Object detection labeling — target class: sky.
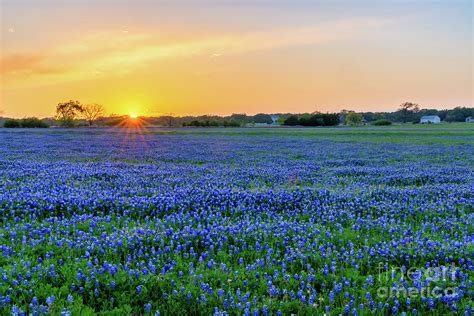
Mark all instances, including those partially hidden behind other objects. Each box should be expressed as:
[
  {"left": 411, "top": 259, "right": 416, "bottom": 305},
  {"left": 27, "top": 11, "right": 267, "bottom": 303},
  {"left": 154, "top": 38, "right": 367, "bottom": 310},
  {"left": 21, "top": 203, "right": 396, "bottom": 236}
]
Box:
[{"left": 0, "top": 0, "right": 472, "bottom": 118}]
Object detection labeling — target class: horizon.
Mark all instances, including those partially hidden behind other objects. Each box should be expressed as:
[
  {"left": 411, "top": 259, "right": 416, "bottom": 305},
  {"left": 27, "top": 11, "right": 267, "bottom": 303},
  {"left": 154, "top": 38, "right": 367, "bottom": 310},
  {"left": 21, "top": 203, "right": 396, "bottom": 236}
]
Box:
[
  {"left": 1, "top": 0, "right": 473, "bottom": 118},
  {"left": 0, "top": 104, "right": 470, "bottom": 120}
]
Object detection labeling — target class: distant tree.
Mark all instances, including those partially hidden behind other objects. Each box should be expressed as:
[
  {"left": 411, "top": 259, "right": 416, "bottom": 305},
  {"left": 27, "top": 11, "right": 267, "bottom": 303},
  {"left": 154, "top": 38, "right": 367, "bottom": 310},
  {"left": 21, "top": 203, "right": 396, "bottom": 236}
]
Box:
[
  {"left": 230, "top": 113, "right": 248, "bottom": 121},
  {"left": 298, "top": 114, "right": 313, "bottom": 126},
  {"left": 371, "top": 119, "right": 392, "bottom": 126},
  {"left": 436, "top": 109, "right": 449, "bottom": 121},
  {"left": 345, "top": 112, "right": 363, "bottom": 126},
  {"left": 158, "top": 113, "right": 176, "bottom": 127},
  {"left": 277, "top": 116, "right": 286, "bottom": 125},
  {"left": 3, "top": 118, "right": 48, "bottom": 128},
  {"left": 281, "top": 113, "right": 340, "bottom": 127},
  {"left": 362, "top": 112, "right": 386, "bottom": 122},
  {"left": 253, "top": 113, "right": 273, "bottom": 124},
  {"left": 20, "top": 117, "right": 49, "bottom": 128},
  {"left": 56, "top": 100, "right": 84, "bottom": 127},
  {"left": 321, "top": 113, "right": 340, "bottom": 126},
  {"left": 82, "top": 103, "right": 105, "bottom": 126},
  {"left": 223, "top": 120, "right": 241, "bottom": 127},
  {"left": 284, "top": 115, "right": 300, "bottom": 126},
  {"left": 398, "top": 102, "right": 420, "bottom": 123},
  {"left": 445, "top": 107, "right": 474, "bottom": 122},
  {"left": 4, "top": 119, "right": 21, "bottom": 128}
]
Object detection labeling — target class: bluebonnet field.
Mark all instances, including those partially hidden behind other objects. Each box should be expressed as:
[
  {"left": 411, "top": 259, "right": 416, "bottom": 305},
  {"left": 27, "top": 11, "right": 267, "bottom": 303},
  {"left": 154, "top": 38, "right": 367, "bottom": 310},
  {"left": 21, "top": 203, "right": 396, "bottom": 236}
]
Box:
[{"left": 0, "top": 127, "right": 472, "bottom": 315}]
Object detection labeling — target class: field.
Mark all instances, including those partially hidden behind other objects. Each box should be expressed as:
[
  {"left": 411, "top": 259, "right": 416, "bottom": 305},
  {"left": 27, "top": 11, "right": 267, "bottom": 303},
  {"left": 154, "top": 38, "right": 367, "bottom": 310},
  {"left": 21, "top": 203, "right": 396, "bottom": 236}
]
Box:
[{"left": 0, "top": 126, "right": 473, "bottom": 315}]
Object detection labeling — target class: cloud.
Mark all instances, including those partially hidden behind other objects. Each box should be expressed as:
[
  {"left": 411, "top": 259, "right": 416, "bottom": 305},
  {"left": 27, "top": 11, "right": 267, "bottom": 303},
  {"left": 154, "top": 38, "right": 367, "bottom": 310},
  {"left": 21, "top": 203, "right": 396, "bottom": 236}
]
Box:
[
  {"left": 71, "top": 17, "right": 390, "bottom": 73},
  {"left": 0, "top": 54, "right": 65, "bottom": 75},
  {"left": 8, "top": 28, "right": 15, "bottom": 33},
  {"left": 2, "top": 17, "right": 391, "bottom": 86}
]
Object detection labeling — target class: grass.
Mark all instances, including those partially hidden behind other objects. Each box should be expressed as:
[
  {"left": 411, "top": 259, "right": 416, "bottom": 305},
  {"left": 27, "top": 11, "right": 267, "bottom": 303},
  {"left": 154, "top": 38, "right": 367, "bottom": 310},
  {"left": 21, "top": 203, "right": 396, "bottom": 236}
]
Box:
[{"left": 161, "top": 124, "right": 474, "bottom": 145}]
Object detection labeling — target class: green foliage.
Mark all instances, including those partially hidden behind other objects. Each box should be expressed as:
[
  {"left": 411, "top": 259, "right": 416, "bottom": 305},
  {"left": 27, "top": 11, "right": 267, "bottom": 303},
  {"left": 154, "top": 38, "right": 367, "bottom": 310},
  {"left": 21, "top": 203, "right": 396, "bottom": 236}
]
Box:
[
  {"left": 20, "top": 117, "right": 49, "bottom": 128},
  {"left": 320, "top": 113, "right": 339, "bottom": 126},
  {"left": 4, "top": 119, "right": 21, "bottom": 128},
  {"left": 298, "top": 113, "right": 315, "bottom": 126},
  {"left": 445, "top": 107, "right": 474, "bottom": 122},
  {"left": 359, "top": 105, "right": 473, "bottom": 123},
  {"left": 3, "top": 118, "right": 49, "bottom": 128},
  {"left": 371, "top": 119, "right": 392, "bottom": 126},
  {"left": 252, "top": 113, "right": 273, "bottom": 124},
  {"left": 183, "top": 119, "right": 241, "bottom": 127},
  {"left": 277, "top": 116, "right": 286, "bottom": 125},
  {"left": 223, "top": 120, "right": 241, "bottom": 127},
  {"left": 345, "top": 112, "right": 363, "bottom": 126},
  {"left": 283, "top": 115, "right": 300, "bottom": 126},
  {"left": 284, "top": 113, "right": 339, "bottom": 126}
]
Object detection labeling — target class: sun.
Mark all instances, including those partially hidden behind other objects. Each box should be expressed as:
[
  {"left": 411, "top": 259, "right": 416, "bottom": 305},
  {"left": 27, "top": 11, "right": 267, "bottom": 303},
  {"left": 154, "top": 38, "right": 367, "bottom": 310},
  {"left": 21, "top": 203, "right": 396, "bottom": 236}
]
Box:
[{"left": 129, "top": 113, "right": 138, "bottom": 119}]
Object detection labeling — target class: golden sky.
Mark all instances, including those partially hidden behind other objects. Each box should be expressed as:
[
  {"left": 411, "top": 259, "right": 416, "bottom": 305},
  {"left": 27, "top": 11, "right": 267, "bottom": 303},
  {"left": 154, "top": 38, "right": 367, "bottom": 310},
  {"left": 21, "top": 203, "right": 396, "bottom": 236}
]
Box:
[{"left": 1, "top": 1, "right": 472, "bottom": 118}]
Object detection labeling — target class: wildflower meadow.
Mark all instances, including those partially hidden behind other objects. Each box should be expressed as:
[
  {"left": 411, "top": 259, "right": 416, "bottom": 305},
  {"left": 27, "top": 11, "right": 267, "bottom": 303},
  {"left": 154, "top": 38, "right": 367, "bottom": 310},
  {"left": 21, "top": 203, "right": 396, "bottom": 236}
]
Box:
[{"left": 0, "top": 127, "right": 472, "bottom": 315}]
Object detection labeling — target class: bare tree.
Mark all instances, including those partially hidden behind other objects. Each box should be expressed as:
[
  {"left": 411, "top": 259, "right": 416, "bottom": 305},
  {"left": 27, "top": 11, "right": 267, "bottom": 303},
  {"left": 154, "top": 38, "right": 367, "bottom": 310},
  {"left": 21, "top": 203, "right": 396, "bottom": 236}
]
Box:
[
  {"left": 82, "top": 103, "right": 105, "bottom": 126},
  {"left": 399, "top": 102, "right": 420, "bottom": 123}
]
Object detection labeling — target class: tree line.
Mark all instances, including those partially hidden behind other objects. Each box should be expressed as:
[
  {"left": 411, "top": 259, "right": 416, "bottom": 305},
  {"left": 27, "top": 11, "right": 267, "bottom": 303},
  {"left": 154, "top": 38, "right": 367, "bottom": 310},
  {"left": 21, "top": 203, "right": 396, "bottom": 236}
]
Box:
[
  {"left": 2, "top": 101, "right": 473, "bottom": 128},
  {"left": 3, "top": 101, "right": 105, "bottom": 128},
  {"left": 282, "top": 113, "right": 340, "bottom": 126},
  {"left": 358, "top": 103, "right": 474, "bottom": 124}
]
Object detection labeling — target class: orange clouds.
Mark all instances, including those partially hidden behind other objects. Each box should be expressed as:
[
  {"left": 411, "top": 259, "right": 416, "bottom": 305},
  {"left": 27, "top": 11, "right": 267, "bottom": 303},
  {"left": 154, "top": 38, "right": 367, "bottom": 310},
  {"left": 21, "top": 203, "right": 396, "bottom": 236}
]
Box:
[
  {"left": 0, "top": 54, "right": 63, "bottom": 75},
  {"left": 1, "top": 18, "right": 390, "bottom": 88}
]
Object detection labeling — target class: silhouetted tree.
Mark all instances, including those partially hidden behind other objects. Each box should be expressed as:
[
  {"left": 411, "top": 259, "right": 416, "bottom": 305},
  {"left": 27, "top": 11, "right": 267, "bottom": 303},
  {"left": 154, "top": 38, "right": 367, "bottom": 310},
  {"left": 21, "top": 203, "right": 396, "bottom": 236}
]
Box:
[
  {"left": 321, "top": 113, "right": 340, "bottom": 126},
  {"left": 229, "top": 113, "right": 251, "bottom": 125},
  {"left": 253, "top": 114, "right": 273, "bottom": 124},
  {"left": 284, "top": 116, "right": 300, "bottom": 126},
  {"left": 4, "top": 118, "right": 48, "bottom": 128},
  {"left": 398, "top": 102, "right": 420, "bottom": 123},
  {"left": 4, "top": 119, "right": 21, "bottom": 128},
  {"left": 20, "top": 117, "right": 49, "bottom": 128},
  {"left": 82, "top": 103, "right": 105, "bottom": 126},
  {"left": 159, "top": 115, "right": 175, "bottom": 127},
  {"left": 56, "top": 100, "right": 84, "bottom": 127}
]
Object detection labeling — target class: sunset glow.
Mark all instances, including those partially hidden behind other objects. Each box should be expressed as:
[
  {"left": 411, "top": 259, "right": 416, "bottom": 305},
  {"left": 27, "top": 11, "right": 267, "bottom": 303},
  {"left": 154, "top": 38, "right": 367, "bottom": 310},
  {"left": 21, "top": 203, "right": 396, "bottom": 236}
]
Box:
[{"left": 0, "top": 1, "right": 472, "bottom": 118}]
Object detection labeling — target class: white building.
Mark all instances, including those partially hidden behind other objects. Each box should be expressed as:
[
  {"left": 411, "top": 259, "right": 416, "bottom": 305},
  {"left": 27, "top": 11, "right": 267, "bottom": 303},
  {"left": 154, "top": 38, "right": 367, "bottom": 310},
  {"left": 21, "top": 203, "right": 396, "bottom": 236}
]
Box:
[
  {"left": 270, "top": 115, "right": 280, "bottom": 125},
  {"left": 420, "top": 115, "right": 441, "bottom": 124},
  {"left": 465, "top": 117, "right": 474, "bottom": 123}
]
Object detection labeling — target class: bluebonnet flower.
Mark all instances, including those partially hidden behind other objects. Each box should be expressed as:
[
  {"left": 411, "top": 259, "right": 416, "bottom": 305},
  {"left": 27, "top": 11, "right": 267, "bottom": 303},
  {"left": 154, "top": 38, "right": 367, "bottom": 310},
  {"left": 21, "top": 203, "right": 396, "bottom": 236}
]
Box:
[
  {"left": 144, "top": 303, "right": 152, "bottom": 313},
  {"left": 46, "top": 296, "right": 55, "bottom": 306},
  {"left": 0, "top": 127, "right": 471, "bottom": 315}
]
